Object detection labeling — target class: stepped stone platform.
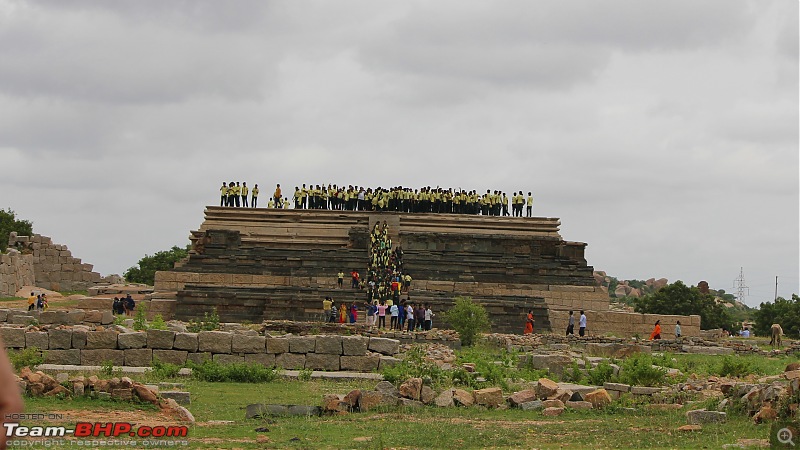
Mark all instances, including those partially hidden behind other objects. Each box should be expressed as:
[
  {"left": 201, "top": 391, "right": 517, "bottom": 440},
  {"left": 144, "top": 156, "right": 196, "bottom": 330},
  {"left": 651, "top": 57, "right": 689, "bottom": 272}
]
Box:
[{"left": 154, "top": 208, "right": 609, "bottom": 334}]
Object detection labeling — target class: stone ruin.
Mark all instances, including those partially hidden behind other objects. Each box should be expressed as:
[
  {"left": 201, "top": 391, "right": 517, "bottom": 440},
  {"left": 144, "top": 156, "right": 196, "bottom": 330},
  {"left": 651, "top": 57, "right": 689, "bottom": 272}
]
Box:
[
  {"left": 3, "top": 232, "right": 119, "bottom": 295},
  {"left": 150, "top": 207, "right": 699, "bottom": 337}
]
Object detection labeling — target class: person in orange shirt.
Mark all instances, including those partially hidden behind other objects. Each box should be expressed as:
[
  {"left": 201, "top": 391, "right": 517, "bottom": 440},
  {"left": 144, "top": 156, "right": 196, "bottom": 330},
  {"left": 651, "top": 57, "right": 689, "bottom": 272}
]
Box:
[
  {"left": 273, "top": 184, "right": 282, "bottom": 207},
  {"left": 524, "top": 310, "right": 534, "bottom": 335},
  {"left": 650, "top": 320, "right": 662, "bottom": 340}
]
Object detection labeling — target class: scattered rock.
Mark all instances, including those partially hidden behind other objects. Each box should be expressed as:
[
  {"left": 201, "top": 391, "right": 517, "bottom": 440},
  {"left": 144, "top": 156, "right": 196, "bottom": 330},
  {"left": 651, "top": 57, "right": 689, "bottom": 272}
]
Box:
[
  {"left": 584, "top": 389, "right": 612, "bottom": 409},
  {"left": 565, "top": 401, "right": 593, "bottom": 410},
  {"left": 399, "top": 378, "right": 422, "bottom": 401},
  {"left": 453, "top": 389, "right": 474, "bottom": 407},
  {"left": 678, "top": 425, "right": 702, "bottom": 432},
  {"left": 686, "top": 409, "right": 727, "bottom": 425},
  {"left": 542, "top": 407, "right": 565, "bottom": 416},
  {"left": 753, "top": 405, "right": 778, "bottom": 424},
  {"left": 536, "top": 378, "right": 559, "bottom": 399},
  {"left": 434, "top": 389, "right": 454, "bottom": 408},
  {"left": 473, "top": 387, "right": 504, "bottom": 408}
]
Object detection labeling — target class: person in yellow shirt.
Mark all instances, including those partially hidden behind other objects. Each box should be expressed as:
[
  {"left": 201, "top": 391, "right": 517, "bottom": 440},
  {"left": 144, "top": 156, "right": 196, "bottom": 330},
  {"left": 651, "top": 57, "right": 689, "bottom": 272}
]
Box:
[
  {"left": 251, "top": 184, "right": 259, "bottom": 208},
  {"left": 241, "top": 182, "right": 249, "bottom": 207},
  {"left": 526, "top": 192, "right": 534, "bottom": 217},
  {"left": 267, "top": 198, "right": 275, "bottom": 208},
  {"left": 27, "top": 292, "right": 36, "bottom": 311},
  {"left": 220, "top": 182, "right": 228, "bottom": 207}
]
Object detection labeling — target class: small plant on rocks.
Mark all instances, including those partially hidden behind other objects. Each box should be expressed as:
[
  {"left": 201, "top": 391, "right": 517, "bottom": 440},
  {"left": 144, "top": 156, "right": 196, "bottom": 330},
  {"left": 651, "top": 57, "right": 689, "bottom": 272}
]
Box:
[{"left": 8, "top": 347, "right": 43, "bottom": 371}]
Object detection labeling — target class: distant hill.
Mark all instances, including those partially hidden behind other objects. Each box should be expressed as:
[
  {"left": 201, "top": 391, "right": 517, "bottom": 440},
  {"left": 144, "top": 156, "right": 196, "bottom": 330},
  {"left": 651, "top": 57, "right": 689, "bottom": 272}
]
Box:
[{"left": 594, "top": 271, "right": 754, "bottom": 322}]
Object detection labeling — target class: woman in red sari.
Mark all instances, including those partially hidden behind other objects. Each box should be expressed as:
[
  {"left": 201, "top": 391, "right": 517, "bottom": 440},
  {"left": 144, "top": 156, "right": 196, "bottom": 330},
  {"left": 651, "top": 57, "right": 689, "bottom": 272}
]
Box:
[{"left": 524, "top": 310, "right": 534, "bottom": 335}]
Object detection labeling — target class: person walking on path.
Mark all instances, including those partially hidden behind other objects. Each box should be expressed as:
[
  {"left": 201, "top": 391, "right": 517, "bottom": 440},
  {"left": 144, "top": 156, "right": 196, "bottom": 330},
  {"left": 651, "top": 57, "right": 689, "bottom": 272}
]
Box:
[
  {"left": 566, "top": 310, "right": 575, "bottom": 336},
  {"left": 377, "top": 302, "right": 387, "bottom": 328},
  {"left": 579, "top": 310, "right": 587, "bottom": 337},
  {"left": 524, "top": 310, "right": 534, "bottom": 335},
  {"left": 650, "top": 320, "right": 662, "bottom": 340},
  {"left": 675, "top": 321, "right": 682, "bottom": 339}
]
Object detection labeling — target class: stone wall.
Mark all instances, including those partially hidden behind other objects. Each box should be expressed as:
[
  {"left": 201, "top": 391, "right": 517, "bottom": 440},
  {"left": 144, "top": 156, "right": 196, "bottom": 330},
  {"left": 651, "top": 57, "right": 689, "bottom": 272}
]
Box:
[
  {"left": 7, "top": 232, "right": 103, "bottom": 291},
  {"left": 0, "top": 326, "right": 400, "bottom": 372},
  {"left": 0, "top": 250, "right": 34, "bottom": 297},
  {"left": 547, "top": 310, "right": 701, "bottom": 338}
]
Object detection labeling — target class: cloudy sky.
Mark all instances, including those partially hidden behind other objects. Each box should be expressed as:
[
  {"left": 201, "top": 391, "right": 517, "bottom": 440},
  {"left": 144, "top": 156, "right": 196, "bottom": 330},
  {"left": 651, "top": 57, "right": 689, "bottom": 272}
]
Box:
[{"left": 0, "top": 0, "right": 797, "bottom": 306}]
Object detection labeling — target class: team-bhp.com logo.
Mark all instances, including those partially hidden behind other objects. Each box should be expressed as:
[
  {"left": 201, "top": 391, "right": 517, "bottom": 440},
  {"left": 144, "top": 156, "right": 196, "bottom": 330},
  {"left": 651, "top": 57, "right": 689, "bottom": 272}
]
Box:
[{"left": 5, "top": 422, "right": 189, "bottom": 438}]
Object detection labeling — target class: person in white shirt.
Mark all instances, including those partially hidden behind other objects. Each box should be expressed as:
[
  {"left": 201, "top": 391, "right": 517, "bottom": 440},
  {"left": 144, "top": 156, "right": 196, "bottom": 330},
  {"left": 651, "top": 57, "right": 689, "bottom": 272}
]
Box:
[
  {"left": 579, "top": 310, "right": 587, "bottom": 337},
  {"left": 424, "top": 305, "right": 435, "bottom": 331},
  {"left": 390, "top": 304, "right": 399, "bottom": 330}
]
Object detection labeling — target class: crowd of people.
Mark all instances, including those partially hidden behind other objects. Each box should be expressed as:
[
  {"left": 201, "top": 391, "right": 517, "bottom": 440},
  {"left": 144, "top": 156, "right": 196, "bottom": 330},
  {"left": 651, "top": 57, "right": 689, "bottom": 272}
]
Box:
[
  {"left": 26, "top": 292, "right": 48, "bottom": 311},
  {"left": 217, "top": 182, "right": 536, "bottom": 216},
  {"left": 219, "top": 182, "right": 291, "bottom": 209},
  {"left": 322, "top": 296, "right": 435, "bottom": 332},
  {"left": 112, "top": 294, "right": 136, "bottom": 316}
]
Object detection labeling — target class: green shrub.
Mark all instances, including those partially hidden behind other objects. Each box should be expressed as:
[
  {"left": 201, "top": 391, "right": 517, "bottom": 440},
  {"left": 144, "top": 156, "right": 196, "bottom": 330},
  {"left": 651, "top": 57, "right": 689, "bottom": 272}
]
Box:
[
  {"left": 150, "top": 357, "right": 181, "bottom": 379},
  {"left": 442, "top": 296, "right": 490, "bottom": 347},
  {"left": 9, "top": 347, "right": 44, "bottom": 371},
  {"left": 618, "top": 354, "right": 667, "bottom": 387},
  {"left": 133, "top": 305, "right": 148, "bottom": 331},
  {"left": 718, "top": 356, "right": 755, "bottom": 378},
  {"left": 587, "top": 360, "right": 616, "bottom": 386},
  {"left": 561, "top": 362, "right": 586, "bottom": 384},
  {"left": 298, "top": 368, "right": 313, "bottom": 382},
  {"left": 187, "top": 360, "right": 279, "bottom": 383},
  {"left": 99, "top": 360, "right": 121, "bottom": 377},
  {"left": 381, "top": 346, "right": 446, "bottom": 386},
  {"left": 149, "top": 314, "right": 168, "bottom": 331},
  {"left": 187, "top": 309, "right": 221, "bottom": 332}
]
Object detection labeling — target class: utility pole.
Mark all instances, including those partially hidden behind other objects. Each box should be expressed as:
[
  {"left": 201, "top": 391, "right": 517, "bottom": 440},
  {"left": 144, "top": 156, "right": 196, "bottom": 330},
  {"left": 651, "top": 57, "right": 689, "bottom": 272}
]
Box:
[
  {"left": 775, "top": 276, "right": 778, "bottom": 301},
  {"left": 732, "top": 267, "right": 750, "bottom": 304}
]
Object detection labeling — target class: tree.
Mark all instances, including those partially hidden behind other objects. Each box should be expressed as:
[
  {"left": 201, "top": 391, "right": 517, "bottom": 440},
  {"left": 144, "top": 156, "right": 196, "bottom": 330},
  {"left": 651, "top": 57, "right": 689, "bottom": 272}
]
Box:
[
  {"left": 633, "top": 280, "right": 734, "bottom": 331},
  {"left": 124, "top": 245, "right": 189, "bottom": 286},
  {"left": 0, "top": 209, "right": 33, "bottom": 252},
  {"left": 442, "top": 296, "right": 491, "bottom": 347},
  {"left": 754, "top": 295, "right": 800, "bottom": 338}
]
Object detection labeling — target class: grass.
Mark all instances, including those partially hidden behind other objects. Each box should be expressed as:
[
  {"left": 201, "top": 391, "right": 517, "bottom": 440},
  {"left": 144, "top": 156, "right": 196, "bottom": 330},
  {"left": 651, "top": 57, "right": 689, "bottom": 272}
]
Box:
[{"left": 21, "top": 379, "right": 773, "bottom": 449}]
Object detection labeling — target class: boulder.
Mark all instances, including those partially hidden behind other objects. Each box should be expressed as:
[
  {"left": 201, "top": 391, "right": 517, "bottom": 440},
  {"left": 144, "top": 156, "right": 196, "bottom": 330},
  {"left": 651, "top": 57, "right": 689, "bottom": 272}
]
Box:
[
  {"left": 399, "top": 398, "right": 424, "bottom": 408},
  {"left": 753, "top": 405, "right": 778, "bottom": 424},
  {"left": 473, "top": 387, "right": 504, "bottom": 408},
  {"left": 288, "top": 336, "right": 316, "bottom": 354},
  {"left": 536, "top": 378, "right": 560, "bottom": 399},
  {"left": 785, "top": 362, "right": 800, "bottom": 372},
  {"left": 399, "top": 378, "right": 422, "bottom": 401},
  {"left": 542, "top": 399, "right": 565, "bottom": 409},
  {"left": 231, "top": 334, "right": 266, "bottom": 353},
  {"left": 434, "top": 389, "right": 454, "bottom": 407},
  {"left": 198, "top": 331, "right": 232, "bottom": 354},
  {"left": 374, "top": 381, "right": 399, "bottom": 398},
  {"left": 304, "top": 353, "right": 340, "bottom": 371},
  {"left": 420, "top": 386, "right": 437, "bottom": 405},
  {"left": 368, "top": 337, "right": 400, "bottom": 355},
  {"left": 173, "top": 333, "right": 199, "bottom": 352},
  {"left": 266, "top": 337, "right": 289, "bottom": 354},
  {"left": 584, "top": 389, "right": 612, "bottom": 409},
  {"left": 340, "top": 355, "right": 380, "bottom": 372},
  {"left": 452, "top": 389, "right": 474, "bottom": 407},
  {"left": 520, "top": 400, "right": 544, "bottom": 411},
  {"left": 542, "top": 407, "right": 565, "bottom": 416},
  {"left": 358, "top": 391, "right": 398, "bottom": 411},
  {"left": 686, "top": 410, "right": 727, "bottom": 424},
  {"left": 508, "top": 389, "right": 538, "bottom": 407},
  {"left": 47, "top": 329, "right": 73, "bottom": 350},
  {"left": 117, "top": 332, "right": 147, "bottom": 350},
  {"left": 315, "top": 335, "right": 343, "bottom": 355},
  {"left": 146, "top": 330, "right": 176, "bottom": 350},
  {"left": 565, "top": 401, "right": 593, "bottom": 410},
  {"left": 551, "top": 389, "right": 573, "bottom": 404},
  {"left": 341, "top": 336, "right": 368, "bottom": 356},
  {"left": 133, "top": 385, "right": 158, "bottom": 404}
]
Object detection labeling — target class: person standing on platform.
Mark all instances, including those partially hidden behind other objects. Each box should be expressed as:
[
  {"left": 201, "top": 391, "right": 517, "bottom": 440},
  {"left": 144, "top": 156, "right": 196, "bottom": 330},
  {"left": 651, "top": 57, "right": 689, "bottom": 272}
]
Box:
[
  {"left": 339, "top": 303, "right": 347, "bottom": 324},
  {"left": 220, "top": 182, "right": 228, "bottom": 207},
  {"left": 273, "top": 184, "right": 282, "bottom": 207},
  {"left": 424, "top": 305, "right": 435, "bottom": 330},
  {"left": 251, "top": 184, "right": 259, "bottom": 208},
  {"left": 406, "top": 303, "right": 415, "bottom": 332},
  {"left": 241, "top": 182, "right": 249, "bottom": 207},
  {"left": 227, "top": 181, "right": 236, "bottom": 207},
  {"left": 675, "top": 321, "right": 682, "bottom": 339},
  {"left": 337, "top": 271, "right": 344, "bottom": 288},
  {"left": 566, "top": 310, "right": 575, "bottom": 336},
  {"left": 579, "top": 310, "right": 587, "bottom": 337},
  {"left": 526, "top": 192, "right": 533, "bottom": 217},
  {"left": 524, "top": 310, "right": 534, "bottom": 335}
]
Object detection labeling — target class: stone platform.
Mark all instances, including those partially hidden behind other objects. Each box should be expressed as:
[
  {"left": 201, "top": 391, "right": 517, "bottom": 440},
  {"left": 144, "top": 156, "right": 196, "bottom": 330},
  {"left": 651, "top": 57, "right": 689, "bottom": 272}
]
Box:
[{"left": 153, "top": 208, "right": 613, "bottom": 334}]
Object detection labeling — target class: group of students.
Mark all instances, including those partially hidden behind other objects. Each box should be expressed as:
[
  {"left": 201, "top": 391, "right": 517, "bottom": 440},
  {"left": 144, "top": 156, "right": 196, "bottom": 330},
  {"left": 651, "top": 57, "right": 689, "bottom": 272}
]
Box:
[
  {"left": 112, "top": 294, "right": 137, "bottom": 316},
  {"left": 218, "top": 182, "right": 537, "bottom": 217},
  {"left": 321, "top": 296, "right": 434, "bottom": 331},
  {"left": 526, "top": 310, "right": 682, "bottom": 340},
  {"left": 219, "top": 182, "right": 290, "bottom": 209},
  {"left": 291, "top": 184, "right": 535, "bottom": 217},
  {"left": 26, "top": 292, "right": 48, "bottom": 311}
]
